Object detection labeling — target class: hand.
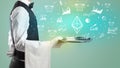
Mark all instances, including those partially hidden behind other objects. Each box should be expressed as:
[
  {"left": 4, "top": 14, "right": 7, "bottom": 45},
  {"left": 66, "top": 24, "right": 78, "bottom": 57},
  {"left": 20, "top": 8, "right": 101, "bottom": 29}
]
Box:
[{"left": 51, "top": 36, "right": 64, "bottom": 48}]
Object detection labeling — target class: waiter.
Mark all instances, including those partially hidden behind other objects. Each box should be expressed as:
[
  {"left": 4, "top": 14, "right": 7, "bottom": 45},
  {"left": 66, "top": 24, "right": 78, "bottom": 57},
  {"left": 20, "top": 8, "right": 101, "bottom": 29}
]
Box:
[{"left": 7, "top": 0, "right": 63, "bottom": 68}]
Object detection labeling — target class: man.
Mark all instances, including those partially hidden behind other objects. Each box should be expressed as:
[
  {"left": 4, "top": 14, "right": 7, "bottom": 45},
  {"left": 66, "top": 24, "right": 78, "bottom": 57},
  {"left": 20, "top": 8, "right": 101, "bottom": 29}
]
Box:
[{"left": 8, "top": 0, "right": 63, "bottom": 68}]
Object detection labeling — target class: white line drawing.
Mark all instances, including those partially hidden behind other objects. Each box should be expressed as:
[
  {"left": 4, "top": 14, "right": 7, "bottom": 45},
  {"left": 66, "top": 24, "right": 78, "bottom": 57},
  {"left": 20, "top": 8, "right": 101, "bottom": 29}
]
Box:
[
  {"left": 108, "top": 21, "right": 115, "bottom": 26},
  {"left": 40, "top": 15, "right": 47, "bottom": 21},
  {"left": 59, "top": 0, "right": 71, "bottom": 15},
  {"left": 102, "top": 16, "right": 107, "bottom": 21},
  {"left": 72, "top": 16, "right": 83, "bottom": 34},
  {"left": 92, "top": 8, "right": 103, "bottom": 14},
  {"left": 74, "top": 2, "right": 86, "bottom": 12},
  {"left": 57, "top": 17, "right": 63, "bottom": 23},
  {"left": 84, "top": 33, "right": 90, "bottom": 38},
  {"left": 44, "top": 5, "right": 54, "bottom": 12},
  {"left": 62, "top": 7, "right": 71, "bottom": 15},
  {"left": 104, "top": 3, "right": 111, "bottom": 8},
  {"left": 107, "top": 27, "right": 118, "bottom": 35},
  {"left": 90, "top": 24, "right": 98, "bottom": 31},
  {"left": 85, "top": 18, "right": 90, "bottom": 23}
]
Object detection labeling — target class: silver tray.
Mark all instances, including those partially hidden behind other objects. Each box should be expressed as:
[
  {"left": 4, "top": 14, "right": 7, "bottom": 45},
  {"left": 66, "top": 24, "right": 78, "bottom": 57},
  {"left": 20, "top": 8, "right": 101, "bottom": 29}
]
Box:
[{"left": 61, "top": 37, "right": 91, "bottom": 43}]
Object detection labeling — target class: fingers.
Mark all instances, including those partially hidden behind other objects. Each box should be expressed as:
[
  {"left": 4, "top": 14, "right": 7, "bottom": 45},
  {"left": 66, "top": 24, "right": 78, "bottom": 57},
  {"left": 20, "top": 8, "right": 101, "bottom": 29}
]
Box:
[{"left": 51, "top": 36, "right": 64, "bottom": 48}]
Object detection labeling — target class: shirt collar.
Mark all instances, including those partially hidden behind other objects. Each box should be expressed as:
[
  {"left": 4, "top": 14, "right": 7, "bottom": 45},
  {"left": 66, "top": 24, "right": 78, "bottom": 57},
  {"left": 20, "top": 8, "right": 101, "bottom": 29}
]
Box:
[{"left": 18, "top": 0, "right": 31, "bottom": 6}]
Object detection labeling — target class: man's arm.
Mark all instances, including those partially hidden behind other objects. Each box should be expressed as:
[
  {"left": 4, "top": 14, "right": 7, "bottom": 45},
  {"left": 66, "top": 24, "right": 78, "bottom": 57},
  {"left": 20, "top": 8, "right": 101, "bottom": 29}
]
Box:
[{"left": 10, "top": 6, "right": 30, "bottom": 52}]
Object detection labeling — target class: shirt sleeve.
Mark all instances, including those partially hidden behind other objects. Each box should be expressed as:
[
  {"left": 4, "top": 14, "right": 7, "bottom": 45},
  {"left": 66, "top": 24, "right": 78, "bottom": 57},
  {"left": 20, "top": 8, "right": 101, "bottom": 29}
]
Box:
[{"left": 10, "top": 6, "right": 30, "bottom": 52}]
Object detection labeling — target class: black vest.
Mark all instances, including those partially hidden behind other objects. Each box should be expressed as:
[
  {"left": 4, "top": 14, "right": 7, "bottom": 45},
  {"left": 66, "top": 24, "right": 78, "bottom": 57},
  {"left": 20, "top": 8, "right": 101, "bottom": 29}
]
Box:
[{"left": 10, "top": 1, "right": 39, "bottom": 60}]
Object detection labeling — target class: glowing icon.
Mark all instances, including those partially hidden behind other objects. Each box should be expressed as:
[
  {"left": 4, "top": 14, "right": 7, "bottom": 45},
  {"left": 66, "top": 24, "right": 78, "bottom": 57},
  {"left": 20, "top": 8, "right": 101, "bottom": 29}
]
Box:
[
  {"left": 102, "top": 16, "right": 107, "bottom": 21},
  {"left": 74, "top": 0, "right": 86, "bottom": 12},
  {"left": 92, "top": 8, "right": 103, "bottom": 14},
  {"left": 99, "top": 33, "right": 105, "bottom": 38},
  {"left": 97, "top": 1, "right": 101, "bottom": 6},
  {"left": 72, "top": 16, "right": 83, "bottom": 34},
  {"left": 107, "top": 27, "right": 118, "bottom": 35},
  {"left": 40, "top": 15, "right": 47, "bottom": 21},
  {"left": 75, "top": 3, "right": 86, "bottom": 12},
  {"left": 58, "top": 27, "right": 67, "bottom": 32},
  {"left": 85, "top": 18, "right": 90, "bottom": 23},
  {"left": 57, "top": 17, "right": 63, "bottom": 23},
  {"left": 84, "top": 33, "right": 90, "bottom": 38},
  {"left": 44, "top": 5, "right": 54, "bottom": 13},
  {"left": 59, "top": 0, "right": 71, "bottom": 15},
  {"left": 62, "top": 7, "right": 71, "bottom": 15},
  {"left": 108, "top": 21, "right": 115, "bottom": 26},
  {"left": 90, "top": 24, "right": 98, "bottom": 31},
  {"left": 104, "top": 3, "right": 111, "bottom": 8},
  {"left": 58, "top": 25, "right": 67, "bottom": 32},
  {"left": 48, "top": 30, "right": 58, "bottom": 38}
]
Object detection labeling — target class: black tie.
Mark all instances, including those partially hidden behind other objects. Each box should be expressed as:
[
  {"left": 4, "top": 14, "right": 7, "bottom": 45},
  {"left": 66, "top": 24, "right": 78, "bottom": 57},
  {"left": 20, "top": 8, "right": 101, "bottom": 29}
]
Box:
[{"left": 29, "top": 2, "right": 34, "bottom": 9}]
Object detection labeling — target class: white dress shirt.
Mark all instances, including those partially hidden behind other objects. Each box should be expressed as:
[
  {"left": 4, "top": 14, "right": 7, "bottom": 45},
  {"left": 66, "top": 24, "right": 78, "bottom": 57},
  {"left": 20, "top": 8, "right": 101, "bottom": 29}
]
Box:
[{"left": 8, "top": 0, "right": 32, "bottom": 52}]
